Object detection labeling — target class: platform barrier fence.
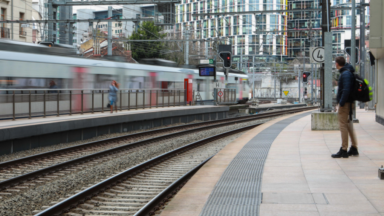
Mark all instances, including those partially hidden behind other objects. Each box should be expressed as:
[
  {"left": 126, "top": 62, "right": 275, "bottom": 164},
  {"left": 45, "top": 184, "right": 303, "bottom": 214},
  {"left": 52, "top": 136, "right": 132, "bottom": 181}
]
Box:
[
  {"left": 213, "top": 88, "right": 237, "bottom": 105},
  {"left": 0, "top": 89, "right": 186, "bottom": 120}
]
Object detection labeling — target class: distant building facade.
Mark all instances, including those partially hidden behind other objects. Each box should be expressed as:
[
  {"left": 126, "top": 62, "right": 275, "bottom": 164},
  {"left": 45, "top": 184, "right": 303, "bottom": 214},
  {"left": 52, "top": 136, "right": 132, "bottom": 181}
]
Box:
[
  {"left": 175, "top": 0, "right": 288, "bottom": 69},
  {"left": 73, "top": 9, "right": 94, "bottom": 47},
  {"left": 0, "top": 0, "right": 33, "bottom": 42}
]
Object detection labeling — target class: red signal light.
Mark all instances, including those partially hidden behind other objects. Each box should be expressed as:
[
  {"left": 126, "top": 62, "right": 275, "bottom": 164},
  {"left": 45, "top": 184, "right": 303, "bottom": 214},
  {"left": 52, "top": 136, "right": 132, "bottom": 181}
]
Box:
[{"left": 303, "top": 74, "right": 307, "bottom": 78}]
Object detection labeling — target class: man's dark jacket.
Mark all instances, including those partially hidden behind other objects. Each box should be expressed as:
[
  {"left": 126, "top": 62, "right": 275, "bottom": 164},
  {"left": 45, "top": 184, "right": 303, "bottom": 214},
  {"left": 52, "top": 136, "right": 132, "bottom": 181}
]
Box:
[{"left": 336, "top": 64, "right": 355, "bottom": 107}]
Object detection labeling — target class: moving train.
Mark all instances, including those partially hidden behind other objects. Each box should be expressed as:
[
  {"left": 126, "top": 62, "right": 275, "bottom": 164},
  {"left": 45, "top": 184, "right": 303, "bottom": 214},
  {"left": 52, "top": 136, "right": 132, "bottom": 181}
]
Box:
[{"left": 0, "top": 39, "right": 249, "bottom": 103}]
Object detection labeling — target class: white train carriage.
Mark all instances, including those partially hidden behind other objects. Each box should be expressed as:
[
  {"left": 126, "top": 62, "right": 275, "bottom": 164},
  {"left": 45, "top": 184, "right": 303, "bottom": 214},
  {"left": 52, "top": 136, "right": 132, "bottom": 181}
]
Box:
[{"left": 0, "top": 51, "right": 249, "bottom": 101}]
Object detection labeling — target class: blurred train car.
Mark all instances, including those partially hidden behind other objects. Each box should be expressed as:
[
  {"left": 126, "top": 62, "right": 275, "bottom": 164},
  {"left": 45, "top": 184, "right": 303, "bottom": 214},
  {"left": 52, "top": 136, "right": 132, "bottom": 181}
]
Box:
[{"left": 0, "top": 39, "right": 249, "bottom": 103}]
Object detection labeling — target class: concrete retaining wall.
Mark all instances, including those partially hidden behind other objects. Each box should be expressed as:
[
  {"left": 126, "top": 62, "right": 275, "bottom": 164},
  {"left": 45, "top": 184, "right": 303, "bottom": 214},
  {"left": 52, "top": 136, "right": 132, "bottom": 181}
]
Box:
[{"left": 0, "top": 106, "right": 229, "bottom": 155}]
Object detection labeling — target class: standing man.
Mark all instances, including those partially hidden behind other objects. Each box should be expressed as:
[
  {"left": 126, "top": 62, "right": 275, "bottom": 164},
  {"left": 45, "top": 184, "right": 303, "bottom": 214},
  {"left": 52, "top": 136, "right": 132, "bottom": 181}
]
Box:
[{"left": 331, "top": 57, "right": 359, "bottom": 158}]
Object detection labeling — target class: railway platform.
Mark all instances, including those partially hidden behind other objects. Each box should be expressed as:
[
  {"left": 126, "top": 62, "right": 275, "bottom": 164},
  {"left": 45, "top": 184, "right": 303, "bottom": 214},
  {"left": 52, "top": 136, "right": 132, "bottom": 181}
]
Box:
[
  {"left": 0, "top": 103, "right": 307, "bottom": 155},
  {"left": 0, "top": 105, "right": 229, "bottom": 155},
  {"left": 160, "top": 109, "right": 384, "bottom": 216}
]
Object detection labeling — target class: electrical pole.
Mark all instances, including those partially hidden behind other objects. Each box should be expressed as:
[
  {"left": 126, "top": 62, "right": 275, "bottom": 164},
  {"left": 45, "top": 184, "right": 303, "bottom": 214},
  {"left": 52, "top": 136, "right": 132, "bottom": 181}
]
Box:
[
  {"left": 11, "top": 0, "right": 13, "bottom": 40},
  {"left": 311, "top": 63, "right": 313, "bottom": 101},
  {"left": 303, "top": 53, "right": 306, "bottom": 103},
  {"left": 274, "top": 60, "right": 276, "bottom": 100},
  {"left": 359, "top": 0, "right": 366, "bottom": 109},
  {"left": 108, "top": 6, "right": 112, "bottom": 56},
  {"left": 274, "top": 73, "right": 276, "bottom": 100},
  {"left": 351, "top": 0, "right": 358, "bottom": 120},
  {"left": 184, "top": 27, "right": 189, "bottom": 65},
  {"left": 320, "top": 0, "right": 332, "bottom": 112},
  {"left": 297, "top": 65, "right": 301, "bottom": 102},
  {"left": 309, "top": 21, "right": 314, "bottom": 103}
]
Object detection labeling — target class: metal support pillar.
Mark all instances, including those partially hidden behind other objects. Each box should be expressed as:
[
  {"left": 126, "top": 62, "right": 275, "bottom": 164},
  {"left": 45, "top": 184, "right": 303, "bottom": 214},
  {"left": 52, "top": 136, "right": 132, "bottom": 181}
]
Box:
[
  {"left": 108, "top": 6, "right": 112, "bottom": 56},
  {"left": 303, "top": 59, "right": 306, "bottom": 102},
  {"left": 11, "top": 0, "right": 13, "bottom": 40},
  {"left": 205, "top": 41, "right": 208, "bottom": 57},
  {"left": 323, "top": 32, "right": 333, "bottom": 111},
  {"left": 252, "top": 56, "right": 255, "bottom": 99},
  {"left": 311, "top": 63, "right": 314, "bottom": 101},
  {"left": 359, "top": 0, "right": 366, "bottom": 109},
  {"left": 240, "top": 55, "right": 243, "bottom": 70},
  {"left": 184, "top": 27, "right": 189, "bottom": 65},
  {"left": 297, "top": 65, "right": 301, "bottom": 102},
  {"left": 351, "top": 0, "right": 358, "bottom": 121},
  {"left": 279, "top": 66, "right": 282, "bottom": 98},
  {"left": 320, "top": 0, "right": 331, "bottom": 111},
  {"left": 68, "top": 23, "right": 73, "bottom": 45},
  {"left": 315, "top": 64, "right": 318, "bottom": 104},
  {"left": 274, "top": 73, "right": 276, "bottom": 100}
]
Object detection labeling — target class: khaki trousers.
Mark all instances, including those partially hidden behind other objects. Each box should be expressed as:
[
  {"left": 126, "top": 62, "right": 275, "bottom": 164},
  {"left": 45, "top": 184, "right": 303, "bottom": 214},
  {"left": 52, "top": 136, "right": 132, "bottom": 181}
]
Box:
[{"left": 338, "top": 102, "right": 358, "bottom": 150}]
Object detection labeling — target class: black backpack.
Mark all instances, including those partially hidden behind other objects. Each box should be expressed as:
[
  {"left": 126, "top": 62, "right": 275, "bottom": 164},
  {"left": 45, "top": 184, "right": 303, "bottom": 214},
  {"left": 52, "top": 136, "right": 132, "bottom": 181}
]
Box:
[{"left": 349, "top": 72, "right": 372, "bottom": 103}]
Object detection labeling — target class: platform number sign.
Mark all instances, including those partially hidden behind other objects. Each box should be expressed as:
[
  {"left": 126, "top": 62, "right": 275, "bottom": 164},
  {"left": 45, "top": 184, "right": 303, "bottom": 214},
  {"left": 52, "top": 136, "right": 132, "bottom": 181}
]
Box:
[{"left": 310, "top": 47, "right": 325, "bottom": 64}]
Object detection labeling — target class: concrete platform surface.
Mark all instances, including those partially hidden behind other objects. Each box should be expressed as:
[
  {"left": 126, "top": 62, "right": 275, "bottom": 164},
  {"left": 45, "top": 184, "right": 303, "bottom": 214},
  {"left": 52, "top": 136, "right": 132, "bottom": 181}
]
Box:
[{"left": 160, "top": 109, "right": 384, "bottom": 216}]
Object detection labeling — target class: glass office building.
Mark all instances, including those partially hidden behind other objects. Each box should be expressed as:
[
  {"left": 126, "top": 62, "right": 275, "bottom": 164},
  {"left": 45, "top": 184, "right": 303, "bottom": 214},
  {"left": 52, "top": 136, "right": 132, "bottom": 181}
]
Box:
[
  {"left": 175, "top": 0, "right": 288, "bottom": 68},
  {"left": 175, "top": 0, "right": 369, "bottom": 65},
  {"left": 286, "top": 0, "right": 369, "bottom": 60}
]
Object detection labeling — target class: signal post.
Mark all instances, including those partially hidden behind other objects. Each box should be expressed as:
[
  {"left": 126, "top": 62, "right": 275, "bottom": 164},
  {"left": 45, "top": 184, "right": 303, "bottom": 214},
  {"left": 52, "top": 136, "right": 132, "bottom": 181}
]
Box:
[{"left": 311, "top": 0, "right": 339, "bottom": 130}]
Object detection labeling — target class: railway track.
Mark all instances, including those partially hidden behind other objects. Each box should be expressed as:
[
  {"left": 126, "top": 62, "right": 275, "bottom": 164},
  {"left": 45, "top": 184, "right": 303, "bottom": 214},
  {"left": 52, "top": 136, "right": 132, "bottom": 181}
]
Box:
[
  {"left": 0, "top": 106, "right": 316, "bottom": 196},
  {"left": 0, "top": 106, "right": 316, "bottom": 216},
  {"left": 34, "top": 125, "right": 256, "bottom": 216}
]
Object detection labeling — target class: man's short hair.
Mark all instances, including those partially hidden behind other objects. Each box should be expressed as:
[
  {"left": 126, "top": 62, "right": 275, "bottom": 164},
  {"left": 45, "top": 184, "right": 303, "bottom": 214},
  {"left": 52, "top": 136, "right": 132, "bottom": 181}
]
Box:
[{"left": 335, "top": 56, "right": 346, "bottom": 66}]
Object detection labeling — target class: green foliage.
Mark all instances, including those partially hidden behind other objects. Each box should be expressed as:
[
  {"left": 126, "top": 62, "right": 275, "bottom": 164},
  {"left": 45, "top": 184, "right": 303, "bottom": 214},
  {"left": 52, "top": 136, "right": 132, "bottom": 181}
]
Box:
[{"left": 128, "top": 21, "right": 166, "bottom": 60}]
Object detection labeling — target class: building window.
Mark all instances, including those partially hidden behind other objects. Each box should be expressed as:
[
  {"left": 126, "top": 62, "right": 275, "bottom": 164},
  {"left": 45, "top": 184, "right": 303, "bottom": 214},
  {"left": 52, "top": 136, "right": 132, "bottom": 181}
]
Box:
[
  {"left": 1, "top": 8, "right": 6, "bottom": 38},
  {"left": 19, "top": 12, "right": 25, "bottom": 35},
  {"left": 346, "top": 15, "right": 351, "bottom": 27}
]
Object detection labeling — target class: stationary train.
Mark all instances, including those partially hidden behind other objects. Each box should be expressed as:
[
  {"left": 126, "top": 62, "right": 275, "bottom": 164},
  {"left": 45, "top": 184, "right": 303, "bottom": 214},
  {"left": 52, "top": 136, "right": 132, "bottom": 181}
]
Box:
[{"left": 0, "top": 39, "right": 249, "bottom": 103}]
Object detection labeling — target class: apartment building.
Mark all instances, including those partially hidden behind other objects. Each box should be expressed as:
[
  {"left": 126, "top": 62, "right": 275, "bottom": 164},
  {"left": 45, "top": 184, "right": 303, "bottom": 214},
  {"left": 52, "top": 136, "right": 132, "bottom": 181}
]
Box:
[{"left": 0, "top": 0, "right": 33, "bottom": 42}]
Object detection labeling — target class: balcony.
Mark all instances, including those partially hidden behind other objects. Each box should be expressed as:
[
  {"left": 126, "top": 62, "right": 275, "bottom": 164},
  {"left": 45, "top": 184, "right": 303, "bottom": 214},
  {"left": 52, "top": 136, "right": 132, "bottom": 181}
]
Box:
[
  {"left": 1, "top": 27, "right": 10, "bottom": 39},
  {"left": 19, "top": 30, "right": 27, "bottom": 37}
]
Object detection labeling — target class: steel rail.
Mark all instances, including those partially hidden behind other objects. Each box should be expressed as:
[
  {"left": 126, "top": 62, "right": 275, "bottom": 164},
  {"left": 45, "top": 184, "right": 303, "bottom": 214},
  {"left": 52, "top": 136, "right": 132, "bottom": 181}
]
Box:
[
  {"left": 0, "top": 106, "right": 315, "bottom": 170},
  {"left": 0, "top": 106, "right": 316, "bottom": 191},
  {"left": 35, "top": 125, "right": 257, "bottom": 216},
  {"left": 134, "top": 156, "right": 213, "bottom": 216}
]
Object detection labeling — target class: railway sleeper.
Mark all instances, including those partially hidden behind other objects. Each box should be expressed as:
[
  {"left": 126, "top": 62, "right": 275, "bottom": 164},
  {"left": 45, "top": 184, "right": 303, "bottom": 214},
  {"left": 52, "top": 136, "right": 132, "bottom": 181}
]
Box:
[
  {"left": 94, "top": 197, "right": 148, "bottom": 203},
  {"left": 87, "top": 200, "right": 144, "bottom": 207},
  {"left": 72, "top": 208, "right": 136, "bottom": 215}
]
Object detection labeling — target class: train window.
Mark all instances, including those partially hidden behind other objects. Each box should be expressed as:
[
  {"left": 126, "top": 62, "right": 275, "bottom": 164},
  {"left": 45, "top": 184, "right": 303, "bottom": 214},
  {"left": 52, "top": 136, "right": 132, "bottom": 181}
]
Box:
[
  {"left": 95, "top": 74, "right": 117, "bottom": 89},
  {"left": 128, "top": 76, "right": 144, "bottom": 91}
]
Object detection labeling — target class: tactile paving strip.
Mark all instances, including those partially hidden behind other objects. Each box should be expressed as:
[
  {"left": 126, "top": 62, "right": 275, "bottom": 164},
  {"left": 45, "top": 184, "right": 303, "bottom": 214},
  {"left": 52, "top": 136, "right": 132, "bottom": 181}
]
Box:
[{"left": 200, "top": 112, "right": 311, "bottom": 216}]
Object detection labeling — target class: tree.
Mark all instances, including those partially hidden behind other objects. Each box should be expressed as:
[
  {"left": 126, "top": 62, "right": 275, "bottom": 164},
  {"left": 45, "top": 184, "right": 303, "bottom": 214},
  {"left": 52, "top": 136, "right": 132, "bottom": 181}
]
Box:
[
  {"left": 128, "top": 21, "right": 166, "bottom": 60},
  {"left": 163, "top": 31, "right": 203, "bottom": 66}
]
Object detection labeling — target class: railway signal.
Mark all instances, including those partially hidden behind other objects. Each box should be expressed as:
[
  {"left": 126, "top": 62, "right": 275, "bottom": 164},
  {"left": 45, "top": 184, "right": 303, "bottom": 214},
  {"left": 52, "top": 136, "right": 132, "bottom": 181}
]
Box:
[
  {"left": 219, "top": 52, "right": 232, "bottom": 68},
  {"left": 303, "top": 72, "right": 310, "bottom": 83}
]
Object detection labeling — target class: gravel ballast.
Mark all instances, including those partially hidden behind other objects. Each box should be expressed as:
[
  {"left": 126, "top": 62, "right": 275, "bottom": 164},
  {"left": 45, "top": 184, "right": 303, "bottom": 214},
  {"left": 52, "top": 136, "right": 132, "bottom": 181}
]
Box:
[{"left": 0, "top": 117, "right": 278, "bottom": 215}]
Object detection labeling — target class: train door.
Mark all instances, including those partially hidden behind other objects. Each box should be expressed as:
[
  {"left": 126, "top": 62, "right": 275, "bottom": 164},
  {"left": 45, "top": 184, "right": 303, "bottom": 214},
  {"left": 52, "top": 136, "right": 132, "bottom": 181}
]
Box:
[
  {"left": 149, "top": 72, "right": 157, "bottom": 106},
  {"left": 72, "top": 67, "right": 88, "bottom": 112}
]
